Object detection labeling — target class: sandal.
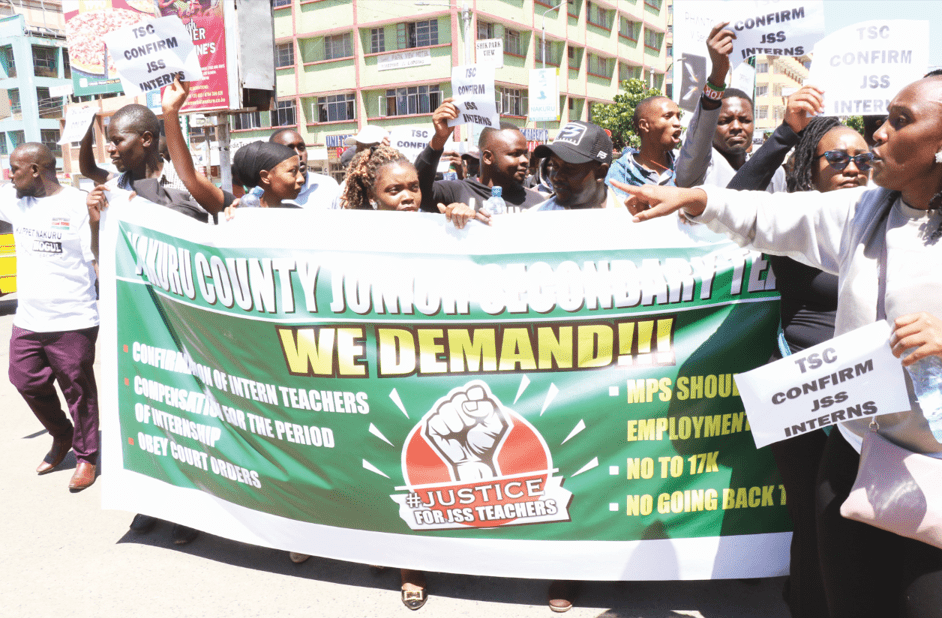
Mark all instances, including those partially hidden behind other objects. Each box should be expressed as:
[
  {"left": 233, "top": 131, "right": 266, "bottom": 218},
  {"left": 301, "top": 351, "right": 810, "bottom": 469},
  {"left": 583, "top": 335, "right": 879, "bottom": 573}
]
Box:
[{"left": 401, "top": 587, "right": 427, "bottom": 611}]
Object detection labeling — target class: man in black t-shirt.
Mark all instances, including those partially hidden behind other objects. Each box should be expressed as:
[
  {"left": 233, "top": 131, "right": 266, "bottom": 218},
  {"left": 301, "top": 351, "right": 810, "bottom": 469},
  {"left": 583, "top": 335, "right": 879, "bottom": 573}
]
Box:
[{"left": 415, "top": 99, "right": 544, "bottom": 213}]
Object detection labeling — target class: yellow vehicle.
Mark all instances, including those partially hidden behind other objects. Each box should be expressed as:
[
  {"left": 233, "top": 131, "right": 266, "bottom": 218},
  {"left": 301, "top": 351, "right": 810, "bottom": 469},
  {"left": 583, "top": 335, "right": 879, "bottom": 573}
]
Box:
[{"left": 0, "top": 226, "right": 15, "bottom": 296}]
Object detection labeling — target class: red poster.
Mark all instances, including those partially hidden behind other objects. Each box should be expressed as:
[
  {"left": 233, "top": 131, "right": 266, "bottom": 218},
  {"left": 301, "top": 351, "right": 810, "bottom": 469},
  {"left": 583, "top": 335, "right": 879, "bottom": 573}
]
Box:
[{"left": 157, "top": 1, "right": 229, "bottom": 112}]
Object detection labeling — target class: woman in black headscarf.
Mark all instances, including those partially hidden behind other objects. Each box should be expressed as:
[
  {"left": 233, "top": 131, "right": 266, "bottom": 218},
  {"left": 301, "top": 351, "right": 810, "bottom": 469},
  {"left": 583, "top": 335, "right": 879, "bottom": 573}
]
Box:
[{"left": 231, "top": 141, "right": 305, "bottom": 208}]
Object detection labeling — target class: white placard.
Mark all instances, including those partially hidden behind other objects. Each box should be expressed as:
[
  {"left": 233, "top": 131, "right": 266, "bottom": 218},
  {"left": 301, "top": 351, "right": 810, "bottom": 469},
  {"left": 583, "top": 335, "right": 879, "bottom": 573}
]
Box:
[
  {"left": 730, "top": 61, "right": 755, "bottom": 96},
  {"left": 50, "top": 83, "right": 74, "bottom": 98},
  {"left": 728, "top": 0, "right": 825, "bottom": 66},
  {"left": 476, "top": 38, "right": 504, "bottom": 68},
  {"left": 377, "top": 49, "right": 432, "bottom": 72},
  {"left": 528, "top": 68, "right": 558, "bottom": 122},
  {"left": 58, "top": 105, "right": 98, "bottom": 145},
  {"left": 103, "top": 15, "right": 203, "bottom": 97},
  {"left": 388, "top": 126, "right": 434, "bottom": 164},
  {"left": 448, "top": 65, "right": 500, "bottom": 129},
  {"left": 735, "top": 321, "right": 911, "bottom": 449},
  {"left": 807, "top": 20, "right": 929, "bottom": 117}
]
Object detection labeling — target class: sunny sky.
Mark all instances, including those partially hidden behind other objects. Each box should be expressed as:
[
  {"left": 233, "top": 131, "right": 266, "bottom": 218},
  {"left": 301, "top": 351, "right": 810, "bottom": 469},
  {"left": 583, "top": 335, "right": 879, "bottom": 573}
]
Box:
[{"left": 822, "top": 1, "right": 941, "bottom": 67}]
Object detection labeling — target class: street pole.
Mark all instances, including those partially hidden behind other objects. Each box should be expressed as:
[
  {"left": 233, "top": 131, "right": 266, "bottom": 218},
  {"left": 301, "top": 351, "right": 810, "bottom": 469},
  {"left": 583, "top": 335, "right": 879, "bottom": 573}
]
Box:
[{"left": 540, "top": 1, "right": 565, "bottom": 141}]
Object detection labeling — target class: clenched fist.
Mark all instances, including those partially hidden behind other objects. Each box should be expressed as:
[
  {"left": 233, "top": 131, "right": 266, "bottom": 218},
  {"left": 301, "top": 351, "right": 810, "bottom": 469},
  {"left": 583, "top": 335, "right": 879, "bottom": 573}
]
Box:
[{"left": 424, "top": 385, "right": 509, "bottom": 481}]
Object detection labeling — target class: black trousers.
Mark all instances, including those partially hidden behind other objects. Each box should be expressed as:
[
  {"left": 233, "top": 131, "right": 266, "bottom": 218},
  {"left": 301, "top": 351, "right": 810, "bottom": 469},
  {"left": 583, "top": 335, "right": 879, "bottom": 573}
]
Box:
[{"left": 816, "top": 429, "right": 942, "bottom": 618}]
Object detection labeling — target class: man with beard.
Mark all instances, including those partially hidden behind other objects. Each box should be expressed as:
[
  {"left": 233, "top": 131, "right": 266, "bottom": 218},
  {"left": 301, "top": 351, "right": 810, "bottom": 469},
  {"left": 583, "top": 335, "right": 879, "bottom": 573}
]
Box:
[
  {"left": 3, "top": 143, "right": 99, "bottom": 491},
  {"left": 416, "top": 99, "right": 544, "bottom": 213},
  {"left": 269, "top": 128, "right": 340, "bottom": 208},
  {"left": 605, "top": 95, "right": 682, "bottom": 195},
  {"left": 674, "top": 22, "right": 786, "bottom": 191}
]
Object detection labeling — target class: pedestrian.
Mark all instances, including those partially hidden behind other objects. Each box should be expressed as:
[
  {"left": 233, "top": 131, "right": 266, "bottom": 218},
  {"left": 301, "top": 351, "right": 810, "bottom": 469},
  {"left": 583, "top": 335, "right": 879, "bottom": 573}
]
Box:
[{"left": 605, "top": 95, "right": 681, "bottom": 194}]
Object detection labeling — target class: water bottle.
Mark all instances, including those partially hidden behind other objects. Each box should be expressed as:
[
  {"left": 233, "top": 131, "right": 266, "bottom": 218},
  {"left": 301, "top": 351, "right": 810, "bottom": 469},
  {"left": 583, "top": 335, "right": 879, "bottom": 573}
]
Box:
[
  {"left": 443, "top": 162, "right": 458, "bottom": 181},
  {"left": 484, "top": 185, "right": 506, "bottom": 215},
  {"left": 240, "top": 186, "right": 265, "bottom": 208},
  {"left": 906, "top": 354, "right": 942, "bottom": 441}
]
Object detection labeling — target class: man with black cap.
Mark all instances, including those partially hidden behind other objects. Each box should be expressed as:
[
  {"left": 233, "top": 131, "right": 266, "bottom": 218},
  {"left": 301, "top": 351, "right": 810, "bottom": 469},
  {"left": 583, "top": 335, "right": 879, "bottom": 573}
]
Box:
[{"left": 530, "top": 121, "right": 620, "bottom": 211}]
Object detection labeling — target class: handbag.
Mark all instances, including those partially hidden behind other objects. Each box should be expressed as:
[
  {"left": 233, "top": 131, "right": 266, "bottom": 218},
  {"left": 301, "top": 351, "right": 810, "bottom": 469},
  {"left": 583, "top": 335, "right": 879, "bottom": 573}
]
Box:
[
  {"left": 840, "top": 421, "right": 942, "bottom": 549},
  {"left": 839, "top": 216, "right": 942, "bottom": 548}
]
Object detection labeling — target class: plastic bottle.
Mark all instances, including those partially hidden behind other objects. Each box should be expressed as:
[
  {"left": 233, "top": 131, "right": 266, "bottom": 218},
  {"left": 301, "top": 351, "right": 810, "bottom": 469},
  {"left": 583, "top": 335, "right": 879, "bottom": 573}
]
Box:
[
  {"left": 240, "top": 186, "right": 265, "bottom": 208},
  {"left": 484, "top": 185, "right": 506, "bottom": 215},
  {"left": 443, "top": 162, "right": 458, "bottom": 181},
  {"left": 906, "top": 354, "right": 942, "bottom": 441}
]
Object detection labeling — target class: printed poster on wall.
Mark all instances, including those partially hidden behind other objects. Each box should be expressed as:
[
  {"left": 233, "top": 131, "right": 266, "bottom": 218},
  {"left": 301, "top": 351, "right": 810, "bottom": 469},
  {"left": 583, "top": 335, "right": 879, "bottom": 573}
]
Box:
[{"left": 99, "top": 200, "right": 792, "bottom": 581}]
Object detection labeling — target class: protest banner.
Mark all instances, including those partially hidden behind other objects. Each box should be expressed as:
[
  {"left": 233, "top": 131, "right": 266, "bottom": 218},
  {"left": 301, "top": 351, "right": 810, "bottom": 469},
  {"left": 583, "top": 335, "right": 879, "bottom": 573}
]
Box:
[
  {"left": 476, "top": 39, "right": 504, "bottom": 68},
  {"left": 449, "top": 65, "right": 500, "bottom": 129},
  {"left": 99, "top": 200, "right": 791, "bottom": 580},
  {"left": 103, "top": 15, "right": 204, "bottom": 97},
  {"left": 727, "top": 0, "right": 824, "bottom": 66},
  {"left": 64, "top": 0, "right": 159, "bottom": 97},
  {"left": 57, "top": 105, "right": 98, "bottom": 145},
  {"left": 807, "top": 20, "right": 929, "bottom": 117},
  {"left": 528, "top": 68, "right": 559, "bottom": 122},
  {"left": 736, "top": 321, "right": 911, "bottom": 449},
  {"left": 388, "top": 127, "right": 434, "bottom": 164},
  {"left": 155, "top": 0, "right": 230, "bottom": 112}
]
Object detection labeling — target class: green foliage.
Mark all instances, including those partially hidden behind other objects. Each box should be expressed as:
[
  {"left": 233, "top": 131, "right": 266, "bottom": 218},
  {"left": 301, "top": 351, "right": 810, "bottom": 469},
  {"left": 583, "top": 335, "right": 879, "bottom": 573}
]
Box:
[
  {"left": 590, "top": 78, "right": 664, "bottom": 151},
  {"left": 843, "top": 115, "right": 865, "bottom": 136}
]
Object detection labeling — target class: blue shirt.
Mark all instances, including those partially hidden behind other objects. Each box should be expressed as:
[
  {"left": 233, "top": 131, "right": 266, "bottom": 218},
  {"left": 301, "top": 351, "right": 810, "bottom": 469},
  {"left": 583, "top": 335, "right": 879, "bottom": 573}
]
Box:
[{"left": 605, "top": 148, "right": 676, "bottom": 198}]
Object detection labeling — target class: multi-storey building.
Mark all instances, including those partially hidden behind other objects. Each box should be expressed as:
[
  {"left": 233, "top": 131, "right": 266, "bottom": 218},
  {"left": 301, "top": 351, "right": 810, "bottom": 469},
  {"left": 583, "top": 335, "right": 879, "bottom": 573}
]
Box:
[
  {"left": 0, "top": 0, "right": 72, "bottom": 170},
  {"left": 752, "top": 53, "right": 811, "bottom": 135},
  {"left": 233, "top": 0, "right": 669, "bottom": 178}
]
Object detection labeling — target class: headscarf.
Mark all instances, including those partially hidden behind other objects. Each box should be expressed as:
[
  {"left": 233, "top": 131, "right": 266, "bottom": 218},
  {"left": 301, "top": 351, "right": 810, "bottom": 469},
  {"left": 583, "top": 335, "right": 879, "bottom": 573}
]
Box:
[{"left": 232, "top": 141, "right": 297, "bottom": 188}]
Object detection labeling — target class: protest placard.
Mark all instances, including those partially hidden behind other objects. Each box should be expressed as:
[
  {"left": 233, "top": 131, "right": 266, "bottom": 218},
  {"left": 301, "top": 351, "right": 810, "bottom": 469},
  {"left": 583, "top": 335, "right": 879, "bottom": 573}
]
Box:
[
  {"left": 448, "top": 65, "right": 500, "bottom": 129},
  {"left": 529, "top": 68, "right": 558, "bottom": 122},
  {"left": 388, "top": 127, "right": 434, "bottom": 164},
  {"left": 103, "top": 15, "right": 203, "bottom": 97},
  {"left": 58, "top": 105, "right": 98, "bottom": 145},
  {"left": 735, "top": 321, "right": 911, "bottom": 449},
  {"left": 727, "top": 0, "right": 825, "bottom": 66},
  {"left": 476, "top": 39, "right": 504, "bottom": 68},
  {"left": 807, "top": 20, "right": 929, "bottom": 117}
]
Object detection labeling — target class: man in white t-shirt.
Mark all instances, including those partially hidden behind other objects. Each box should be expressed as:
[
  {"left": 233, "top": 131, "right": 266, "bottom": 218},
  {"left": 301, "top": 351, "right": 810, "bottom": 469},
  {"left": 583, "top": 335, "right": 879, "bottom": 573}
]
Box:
[{"left": 4, "top": 143, "right": 100, "bottom": 491}]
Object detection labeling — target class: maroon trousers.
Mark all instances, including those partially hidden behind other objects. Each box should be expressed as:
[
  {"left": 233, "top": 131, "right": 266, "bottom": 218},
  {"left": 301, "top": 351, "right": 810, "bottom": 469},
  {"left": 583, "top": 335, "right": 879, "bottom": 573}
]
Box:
[{"left": 9, "top": 325, "right": 100, "bottom": 464}]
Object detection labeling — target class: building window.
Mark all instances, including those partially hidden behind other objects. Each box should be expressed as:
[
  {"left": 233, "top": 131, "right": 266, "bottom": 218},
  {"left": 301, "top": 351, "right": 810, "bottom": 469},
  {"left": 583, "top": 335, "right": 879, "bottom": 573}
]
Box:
[
  {"left": 644, "top": 0, "right": 662, "bottom": 9},
  {"left": 273, "top": 0, "right": 291, "bottom": 7},
  {"left": 587, "top": 53, "right": 609, "bottom": 77},
  {"left": 773, "top": 84, "right": 783, "bottom": 97},
  {"left": 318, "top": 93, "right": 356, "bottom": 122},
  {"left": 37, "top": 87, "right": 61, "bottom": 119},
  {"left": 504, "top": 29, "right": 522, "bottom": 56},
  {"left": 325, "top": 33, "right": 353, "bottom": 60},
  {"left": 9, "top": 130, "right": 25, "bottom": 149},
  {"left": 397, "top": 20, "right": 438, "bottom": 49},
  {"left": 567, "top": 45, "right": 580, "bottom": 69},
  {"left": 385, "top": 85, "right": 441, "bottom": 116},
  {"left": 477, "top": 21, "right": 494, "bottom": 40},
  {"left": 274, "top": 100, "right": 296, "bottom": 127},
  {"left": 756, "top": 85, "right": 768, "bottom": 97},
  {"left": 8, "top": 88, "right": 19, "bottom": 114},
  {"left": 757, "top": 106, "right": 768, "bottom": 120},
  {"left": 63, "top": 49, "right": 70, "bottom": 78},
  {"left": 567, "top": 0, "right": 580, "bottom": 16},
  {"left": 499, "top": 87, "right": 524, "bottom": 116},
  {"left": 756, "top": 61, "right": 768, "bottom": 73},
  {"left": 41, "top": 129, "right": 60, "bottom": 155},
  {"left": 774, "top": 106, "right": 784, "bottom": 120},
  {"left": 232, "top": 111, "right": 263, "bottom": 131},
  {"left": 535, "top": 39, "right": 555, "bottom": 65},
  {"left": 618, "top": 63, "right": 639, "bottom": 83},
  {"left": 587, "top": 2, "right": 609, "bottom": 28},
  {"left": 619, "top": 16, "right": 638, "bottom": 40},
  {"left": 644, "top": 28, "right": 661, "bottom": 50},
  {"left": 32, "top": 46, "right": 57, "bottom": 77},
  {"left": 0, "top": 135, "right": 6, "bottom": 156},
  {"left": 0, "top": 46, "right": 15, "bottom": 78},
  {"left": 276, "top": 42, "right": 294, "bottom": 68},
  {"left": 370, "top": 28, "right": 385, "bottom": 54}
]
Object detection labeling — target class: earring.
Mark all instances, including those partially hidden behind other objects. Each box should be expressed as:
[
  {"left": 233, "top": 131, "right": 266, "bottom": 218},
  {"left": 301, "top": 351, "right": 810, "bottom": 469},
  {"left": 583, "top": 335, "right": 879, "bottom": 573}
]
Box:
[
  {"left": 935, "top": 150, "right": 942, "bottom": 164},
  {"left": 369, "top": 199, "right": 378, "bottom": 209}
]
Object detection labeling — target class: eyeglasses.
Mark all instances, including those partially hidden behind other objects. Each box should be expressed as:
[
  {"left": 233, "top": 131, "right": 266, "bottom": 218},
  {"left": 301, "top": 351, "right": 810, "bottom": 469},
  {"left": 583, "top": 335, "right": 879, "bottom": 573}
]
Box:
[{"left": 815, "top": 150, "right": 874, "bottom": 172}]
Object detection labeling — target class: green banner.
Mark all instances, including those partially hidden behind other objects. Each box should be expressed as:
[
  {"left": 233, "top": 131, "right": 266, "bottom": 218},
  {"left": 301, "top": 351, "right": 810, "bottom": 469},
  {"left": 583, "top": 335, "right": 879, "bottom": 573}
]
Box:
[{"left": 100, "top": 199, "right": 790, "bottom": 580}]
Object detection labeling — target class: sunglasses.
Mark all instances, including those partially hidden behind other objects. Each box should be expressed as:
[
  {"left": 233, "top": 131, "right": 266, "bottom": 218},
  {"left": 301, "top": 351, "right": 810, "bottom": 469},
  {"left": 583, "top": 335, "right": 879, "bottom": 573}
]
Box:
[{"left": 815, "top": 150, "right": 874, "bottom": 172}]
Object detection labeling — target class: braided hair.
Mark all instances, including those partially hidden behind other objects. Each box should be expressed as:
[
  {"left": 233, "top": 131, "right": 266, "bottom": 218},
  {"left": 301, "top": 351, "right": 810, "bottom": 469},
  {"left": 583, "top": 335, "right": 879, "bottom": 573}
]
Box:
[
  {"left": 341, "top": 145, "right": 412, "bottom": 209},
  {"left": 786, "top": 116, "right": 843, "bottom": 193}
]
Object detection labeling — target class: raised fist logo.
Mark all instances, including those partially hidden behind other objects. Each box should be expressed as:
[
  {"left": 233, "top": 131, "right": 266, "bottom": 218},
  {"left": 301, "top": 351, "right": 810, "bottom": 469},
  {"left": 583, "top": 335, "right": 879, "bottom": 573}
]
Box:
[{"left": 423, "top": 384, "right": 510, "bottom": 482}]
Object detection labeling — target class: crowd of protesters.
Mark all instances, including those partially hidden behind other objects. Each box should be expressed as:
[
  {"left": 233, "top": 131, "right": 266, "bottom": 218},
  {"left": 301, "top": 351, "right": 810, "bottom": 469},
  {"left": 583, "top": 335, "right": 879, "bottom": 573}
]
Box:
[{"left": 5, "top": 16, "right": 942, "bottom": 617}]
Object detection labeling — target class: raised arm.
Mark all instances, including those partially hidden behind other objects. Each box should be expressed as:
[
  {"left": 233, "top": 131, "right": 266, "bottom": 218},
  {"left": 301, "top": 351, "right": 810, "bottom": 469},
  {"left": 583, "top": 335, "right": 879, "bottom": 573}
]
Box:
[
  {"left": 727, "top": 86, "right": 824, "bottom": 191},
  {"left": 78, "top": 120, "right": 112, "bottom": 186},
  {"left": 416, "top": 99, "right": 459, "bottom": 212},
  {"left": 162, "top": 77, "right": 226, "bottom": 215},
  {"left": 674, "top": 22, "right": 735, "bottom": 188}
]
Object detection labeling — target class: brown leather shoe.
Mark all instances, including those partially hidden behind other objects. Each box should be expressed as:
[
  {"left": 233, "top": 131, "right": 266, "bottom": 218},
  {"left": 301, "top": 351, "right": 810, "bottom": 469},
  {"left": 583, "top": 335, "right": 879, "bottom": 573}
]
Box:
[
  {"left": 548, "top": 580, "right": 578, "bottom": 613},
  {"left": 37, "top": 430, "right": 73, "bottom": 475},
  {"left": 68, "top": 461, "right": 96, "bottom": 491}
]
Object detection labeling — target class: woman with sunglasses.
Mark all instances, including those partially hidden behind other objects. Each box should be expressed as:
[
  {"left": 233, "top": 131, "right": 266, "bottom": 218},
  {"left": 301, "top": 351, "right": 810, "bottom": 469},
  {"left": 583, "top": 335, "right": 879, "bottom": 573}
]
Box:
[
  {"left": 724, "top": 86, "right": 872, "bottom": 618},
  {"left": 617, "top": 74, "right": 942, "bottom": 618}
]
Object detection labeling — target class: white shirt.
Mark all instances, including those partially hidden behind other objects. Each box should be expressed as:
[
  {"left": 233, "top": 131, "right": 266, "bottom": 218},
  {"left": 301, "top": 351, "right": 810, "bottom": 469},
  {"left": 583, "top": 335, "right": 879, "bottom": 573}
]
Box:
[
  {"left": 288, "top": 171, "right": 341, "bottom": 209},
  {"left": 0, "top": 185, "right": 98, "bottom": 332}
]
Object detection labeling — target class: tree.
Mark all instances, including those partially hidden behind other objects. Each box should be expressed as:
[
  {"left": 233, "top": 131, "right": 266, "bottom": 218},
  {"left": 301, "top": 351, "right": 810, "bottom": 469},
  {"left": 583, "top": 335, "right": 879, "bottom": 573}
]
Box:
[
  {"left": 842, "top": 115, "right": 865, "bottom": 136},
  {"left": 590, "top": 78, "right": 664, "bottom": 151}
]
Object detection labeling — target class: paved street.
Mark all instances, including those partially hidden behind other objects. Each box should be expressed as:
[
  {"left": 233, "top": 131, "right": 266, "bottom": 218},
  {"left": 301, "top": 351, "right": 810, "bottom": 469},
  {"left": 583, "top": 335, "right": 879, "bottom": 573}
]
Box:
[{"left": 0, "top": 294, "right": 791, "bottom": 618}]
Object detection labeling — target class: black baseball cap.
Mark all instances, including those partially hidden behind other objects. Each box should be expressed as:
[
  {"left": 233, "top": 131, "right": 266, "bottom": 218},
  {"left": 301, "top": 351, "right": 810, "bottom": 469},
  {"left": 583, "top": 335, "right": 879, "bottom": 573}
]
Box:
[{"left": 533, "top": 121, "right": 613, "bottom": 166}]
